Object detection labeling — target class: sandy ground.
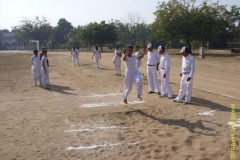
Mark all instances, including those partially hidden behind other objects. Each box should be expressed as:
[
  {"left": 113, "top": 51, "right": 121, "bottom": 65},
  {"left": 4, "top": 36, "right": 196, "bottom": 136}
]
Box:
[{"left": 0, "top": 50, "right": 240, "bottom": 160}]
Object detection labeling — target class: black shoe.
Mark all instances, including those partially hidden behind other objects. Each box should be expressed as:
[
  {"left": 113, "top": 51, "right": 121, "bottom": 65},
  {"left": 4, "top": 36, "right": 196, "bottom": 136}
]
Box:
[
  {"left": 148, "top": 91, "right": 154, "bottom": 94},
  {"left": 184, "top": 102, "right": 190, "bottom": 105},
  {"left": 157, "top": 92, "right": 161, "bottom": 95}
]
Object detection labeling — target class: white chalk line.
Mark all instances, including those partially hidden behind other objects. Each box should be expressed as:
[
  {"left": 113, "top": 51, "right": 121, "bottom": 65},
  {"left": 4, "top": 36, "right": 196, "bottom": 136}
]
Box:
[
  {"left": 227, "top": 118, "right": 240, "bottom": 127},
  {"left": 198, "top": 109, "right": 219, "bottom": 116},
  {"left": 66, "top": 141, "right": 140, "bottom": 150},
  {"left": 170, "top": 80, "right": 240, "bottom": 100},
  {"left": 69, "top": 93, "right": 121, "bottom": 99},
  {"left": 65, "top": 126, "right": 128, "bottom": 132},
  {"left": 80, "top": 100, "right": 146, "bottom": 108}
]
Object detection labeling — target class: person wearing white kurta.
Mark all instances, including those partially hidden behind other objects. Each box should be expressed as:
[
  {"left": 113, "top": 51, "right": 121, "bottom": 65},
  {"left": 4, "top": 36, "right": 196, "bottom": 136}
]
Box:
[
  {"left": 123, "top": 46, "right": 143, "bottom": 104},
  {"left": 112, "top": 46, "right": 122, "bottom": 75},
  {"left": 146, "top": 44, "right": 161, "bottom": 95},
  {"left": 92, "top": 46, "right": 101, "bottom": 68},
  {"left": 157, "top": 46, "right": 174, "bottom": 98},
  {"left": 30, "top": 50, "right": 41, "bottom": 86},
  {"left": 135, "top": 46, "right": 142, "bottom": 68},
  {"left": 41, "top": 50, "right": 50, "bottom": 89},
  {"left": 174, "top": 47, "right": 195, "bottom": 104},
  {"left": 71, "top": 46, "right": 79, "bottom": 66}
]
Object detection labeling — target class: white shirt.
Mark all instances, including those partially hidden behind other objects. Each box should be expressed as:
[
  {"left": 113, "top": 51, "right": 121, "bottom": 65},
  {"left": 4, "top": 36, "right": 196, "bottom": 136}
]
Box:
[
  {"left": 160, "top": 52, "right": 170, "bottom": 74},
  {"left": 124, "top": 55, "right": 139, "bottom": 76},
  {"left": 30, "top": 55, "right": 41, "bottom": 68},
  {"left": 41, "top": 55, "right": 49, "bottom": 72},
  {"left": 180, "top": 54, "right": 195, "bottom": 78},
  {"left": 135, "top": 50, "right": 141, "bottom": 61},
  {"left": 114, "top": 49, "right": 121, "bottom": 58},
  {"left": 146, "top": 49, "right": 160, "bottom": 65}
]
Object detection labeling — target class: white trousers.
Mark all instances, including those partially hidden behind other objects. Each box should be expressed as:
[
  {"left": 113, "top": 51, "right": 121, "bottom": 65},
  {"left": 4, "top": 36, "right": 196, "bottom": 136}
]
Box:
[
  {"left": 175, "top": 74, "right": 193, "bottom": 103},
  {"left": 123, "top": 71, "right": 143, "bottom": 99},
  {"left": 114, "top": 58, "right": 121, "bottom": 75},
  {"left": 160, "top": 69, "right": 173, "bottom": 96},
  {"left": 147, "top": 66, "right": 160, "bottom": 92},
  {"left": 72, "top": 56, "right": 79, "bottom": 64},
  {"left": 41, "top": 68, "right": 50, "bottom": 88},
  {"left": 94, "top": 55, "right": 100, "bottom": 68},
  {"left": 31, "top": 66, "right": 41, "bottom": 84}
]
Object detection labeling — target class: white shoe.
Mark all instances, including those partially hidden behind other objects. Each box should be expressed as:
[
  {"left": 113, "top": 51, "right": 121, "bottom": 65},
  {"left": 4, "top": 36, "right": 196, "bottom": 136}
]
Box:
[
  {"left": 173, "top": 99, "right": 182, "bottom": 103},
  {"left": 34, "top": 83, "right": 36, "bottom": 86}
]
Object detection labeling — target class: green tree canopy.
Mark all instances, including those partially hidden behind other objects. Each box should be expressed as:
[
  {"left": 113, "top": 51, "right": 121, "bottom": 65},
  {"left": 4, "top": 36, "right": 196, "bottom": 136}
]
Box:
[
  {"left": 54, "top": 18, "right": 73, "bottom": 45},
  {"left": 152, "top": 0, "right": 239, "bottom": 51},
  {"left": 78, "top": 21, "right": 117, "bottom": 51},
  {"left": 13, "top": 16, "right": 53, "bottom": 47}
]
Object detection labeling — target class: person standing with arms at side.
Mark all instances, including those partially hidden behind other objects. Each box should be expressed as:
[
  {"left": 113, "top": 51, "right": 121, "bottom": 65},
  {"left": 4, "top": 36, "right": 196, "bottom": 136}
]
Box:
[
  {"left": 174, "top": 47, "right": 195, "bottom": 104},
  {"left": 135, "top": 46, "right": 142, "bottom": 68},
  {"left": 122, "top": 45, "right": 144, "bottom": 104},
  {"left": 112, "top": 45, "right": 122, "bottom": 76},
  {"left": 145, "top": 43, "right": 161, "bottom": 95},
  {"left": 30, "top": 50, "right": 41, "bottom": 86},
  {"left": 92, "top": 46, "right": 101, "bottom": 68},
  {"left": 41, "top": 50, "right": 50, "bottom": 89},
  {"left": 157, "top": 46, "right": 174, "bottom": 98},
  {"left": 71, "top": 45, "right": 78, "bottom": 66}
]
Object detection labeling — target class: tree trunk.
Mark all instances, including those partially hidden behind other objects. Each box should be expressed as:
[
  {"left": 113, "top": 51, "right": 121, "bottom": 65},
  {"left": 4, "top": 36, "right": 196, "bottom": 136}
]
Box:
[{"left": 100, "top": 44, "right": 103, "bottom": 52}]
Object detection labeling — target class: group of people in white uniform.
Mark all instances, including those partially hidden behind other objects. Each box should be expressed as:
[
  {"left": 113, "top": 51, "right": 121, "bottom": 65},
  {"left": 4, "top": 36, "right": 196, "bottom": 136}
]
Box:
[
  {"left": 30, "top": 48, "right": 50, "bottom": 89},
  {"left": 31, "top": 44, "right": 195, "bottom": 105},
  {"left": 120, "top": 44, "right": 195, "bottom": 104}
]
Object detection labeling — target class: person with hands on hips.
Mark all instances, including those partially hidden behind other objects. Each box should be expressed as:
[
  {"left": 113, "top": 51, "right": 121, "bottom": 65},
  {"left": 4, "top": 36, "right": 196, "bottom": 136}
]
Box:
[{"left": 174, "top": 47, "right": 195, "bottom": 104}]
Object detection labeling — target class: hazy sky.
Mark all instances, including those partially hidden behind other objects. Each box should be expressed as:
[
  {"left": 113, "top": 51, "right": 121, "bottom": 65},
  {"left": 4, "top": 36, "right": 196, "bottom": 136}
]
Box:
[{"left": 0, "top": 0, "right": 239, "bottom": 30}]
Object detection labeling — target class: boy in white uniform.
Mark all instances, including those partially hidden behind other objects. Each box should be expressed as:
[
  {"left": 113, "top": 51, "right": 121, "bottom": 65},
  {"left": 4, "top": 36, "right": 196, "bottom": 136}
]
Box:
[
  {"left": 123, "top": 45, "right": 145, "bottom": 104},
  {"left": 30, "top": 50, "right": 41, "bottom": 86},
  {"left": 92, "top": 46, "right": 101, "bottom": 68},
  {"left": 145, "top": 43, "right": 161, "bottom": 95},
  {"left": 174, "top": 47, "right": 195, "bottom": 104},
  {"left": 157, "top": 46, "right": 174, "bottom": 98},
  {"left": 41, "top": 50, "right": 50, "bottom": 89},
  {"left": 112, "top": 45, "right": 122, "bottom": 76},
  {"left": 135, "top": 46, "right": 142, "bottom": 68},
  {"left": 71, "top": 45, "right": 79, "bottom": 66}
]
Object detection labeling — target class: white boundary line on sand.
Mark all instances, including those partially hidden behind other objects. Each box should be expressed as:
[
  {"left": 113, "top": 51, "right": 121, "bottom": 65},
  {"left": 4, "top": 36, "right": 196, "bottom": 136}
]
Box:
[
  {"left": 65, "top": 126, "right": 128, "bottom": 132},
  {"left": 66, "top": 141, "right": 140, "bottom": 150},
  {"left": 169, "top": 80, "right": 240, "bottom": 100},
  {"left": 80, "top": 100, "right": 146, "bottom": 108},
  {"left": 227, "top": 118, "right": 240, "bottom": 128},
  {"left": 197, "top": 109, "right": 219, "bottom": 116}
]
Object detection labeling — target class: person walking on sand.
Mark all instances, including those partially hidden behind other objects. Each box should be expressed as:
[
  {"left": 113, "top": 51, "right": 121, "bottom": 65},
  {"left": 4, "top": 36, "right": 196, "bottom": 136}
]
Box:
[
  {"left": 146, "top": 43, "right": 161, "bottom": 95},
  {"left": 92, "top": 46, "right": 101, "bottom": 68},
  {"left": 71, "top": 45, "right": 79, "bottom": 66},
  {"left": 157, "top": 46, "right": 174, "bottom": 99},
  {"left": 30, "top": 50, "right": 41, "bottom": 86},
  {"left": 122, "top": 45, "right": 145, "bottom": 104},
  {"left": 174, "top": 47, "right": 195, "bottom": 104},
  {"left": 112, "top": 45, "right": 122, "bottom": 76},
  {"left": 41, "top": 49, "right": 50, "bottom": 89}
]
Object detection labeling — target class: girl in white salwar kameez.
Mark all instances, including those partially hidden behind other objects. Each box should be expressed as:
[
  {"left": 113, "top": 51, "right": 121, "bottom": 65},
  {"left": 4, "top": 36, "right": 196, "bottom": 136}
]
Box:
[
  {"left": 30, "top": 50, "right": 41, "bottom": 86},
  {"left": 92, "top": 46, "right": 101, "bottom": 68},
  {"left": 122, "top": 45, "right": 145, "bottom": 104},
  {"left": 71, "top": 46, "right": 79, "bottom": 66},
  {"left": 41, "top": 50, "right": 50, "bottom": 89}
]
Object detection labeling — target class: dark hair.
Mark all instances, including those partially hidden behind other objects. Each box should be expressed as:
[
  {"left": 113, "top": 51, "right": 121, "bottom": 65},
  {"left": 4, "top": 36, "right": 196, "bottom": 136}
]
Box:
[
  {"left": 95, "top": 46, "right": 98, "bottom": 51},
  {"left": 116, "top": 45, "right": 119, "bottom": 48},
  {"left": 136, "top": 46, "right": 139, "bottom": 48},
  {"left": 129, "top": 45, "right": 133, "bottom": 49},
  {"left": 34, "top": 50, "right": 38, "bottom": 53},
  {"left": 76, "top": 46, "right": 79, "bottom": 49},
  {"left": 72, "top": 45, "right": 75, "bottom": 51},
  {"left": 161, "top": 46, "right": 165, "bottom": 51}
]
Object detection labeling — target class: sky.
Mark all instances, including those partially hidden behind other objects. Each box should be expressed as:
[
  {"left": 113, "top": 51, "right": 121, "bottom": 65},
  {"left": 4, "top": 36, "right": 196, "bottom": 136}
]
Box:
[{"left": 0, "top": 0, "right": 239, "bottom": 30}]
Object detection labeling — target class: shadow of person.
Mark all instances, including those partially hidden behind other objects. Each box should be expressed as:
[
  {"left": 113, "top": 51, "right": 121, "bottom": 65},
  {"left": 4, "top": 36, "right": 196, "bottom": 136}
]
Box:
[
  {"left": 190, "top": 96, "right": 240, "bottom": 112},
  {"left": 130, "top": 109, "right": 221, "bottom": 136},
  {"left": 98, "top": 67, "right": 114, "bottom": 71},
  {"left": 48, "top": 84, "right": 77, "bottom": 95}
]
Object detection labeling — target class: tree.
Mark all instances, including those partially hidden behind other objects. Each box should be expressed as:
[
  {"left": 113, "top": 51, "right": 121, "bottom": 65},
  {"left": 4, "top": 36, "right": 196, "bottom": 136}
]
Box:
[
  {"left": 54, "top": 18, "right": 73, "bottom": 45},
  {"left": 78, "top": 21, "right": 117, "bottom": 51},
  {"left": 12, "top": 16, "right": 53, "bottom": 48},
  {"left": 152, "top": 0, "right": 238, "bottom": 51}
]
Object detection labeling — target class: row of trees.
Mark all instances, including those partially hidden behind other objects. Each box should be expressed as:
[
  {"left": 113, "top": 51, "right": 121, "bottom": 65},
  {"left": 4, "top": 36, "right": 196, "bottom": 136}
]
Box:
[{"left": 2, "top": 0, "right": 240, "bottom": 51}]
